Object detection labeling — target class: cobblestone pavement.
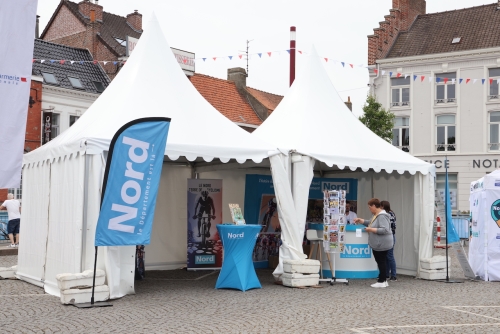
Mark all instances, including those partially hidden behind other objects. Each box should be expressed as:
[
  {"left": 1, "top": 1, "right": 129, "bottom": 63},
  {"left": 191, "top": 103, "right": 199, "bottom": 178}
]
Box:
[{"left": 1, "top": 245, "right": 500, "bottom": 333}]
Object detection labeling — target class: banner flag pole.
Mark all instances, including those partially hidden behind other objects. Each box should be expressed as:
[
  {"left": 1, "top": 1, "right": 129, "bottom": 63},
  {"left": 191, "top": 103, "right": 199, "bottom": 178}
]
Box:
[
  {"left": 438, "top": 156, "right": 463, "bottom": 284},
  {"left": 74, "top": 117, "right": 171, "bottom": 308}
]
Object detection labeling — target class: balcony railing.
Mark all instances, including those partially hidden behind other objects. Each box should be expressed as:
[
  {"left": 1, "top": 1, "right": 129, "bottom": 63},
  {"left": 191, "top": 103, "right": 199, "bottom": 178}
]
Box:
[
  {"left": 436, "top": 144, "right": 456, "bottom": 152},
  {"left": 391, "top": 101, "right": 410, "bottom": 107},
  {"left": 395, "top": 145, "right": 410, "bottom": 152},
  {"left": 488, "top": 143, "right": 500, "bottom": 151},
  {"left": 435, "top": 98, "right": 456, "bottom": 104}
]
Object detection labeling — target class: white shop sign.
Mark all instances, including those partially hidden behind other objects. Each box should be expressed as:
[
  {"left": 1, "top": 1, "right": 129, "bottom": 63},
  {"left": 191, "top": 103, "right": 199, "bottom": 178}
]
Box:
[{"left": 127, "top": 36, "right": 195, "bottom": 75}]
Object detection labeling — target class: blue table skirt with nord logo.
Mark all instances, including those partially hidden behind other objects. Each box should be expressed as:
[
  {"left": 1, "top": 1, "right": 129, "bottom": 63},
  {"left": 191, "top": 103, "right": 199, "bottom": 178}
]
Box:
[
  {"left": 311, "top": 224, "right": 379, "bottom": 279},
  {"left": 216, "top": 224, "right": 262, "bottom": 291}
]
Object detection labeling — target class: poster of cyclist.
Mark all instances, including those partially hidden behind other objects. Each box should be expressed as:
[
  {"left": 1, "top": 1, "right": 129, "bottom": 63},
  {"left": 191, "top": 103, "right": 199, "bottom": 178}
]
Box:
[
  {"left": 258, "top": 195, "right": 281, "bottom": 233},
  {"left": 187, "top": 179, "right": 223, "bottom": 270}
]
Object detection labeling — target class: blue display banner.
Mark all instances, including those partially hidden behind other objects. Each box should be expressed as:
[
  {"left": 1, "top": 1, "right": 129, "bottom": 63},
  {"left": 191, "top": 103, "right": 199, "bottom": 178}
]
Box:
[
  {"left": 244, "top": 174, "right": 358, "bottom": 226},
  {"left": 95, "top": 118, "right": 171, "bottom": 246}
]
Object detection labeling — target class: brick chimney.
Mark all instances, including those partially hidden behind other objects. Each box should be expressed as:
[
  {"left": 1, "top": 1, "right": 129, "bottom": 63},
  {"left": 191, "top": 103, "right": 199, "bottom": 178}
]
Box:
[
  {"left": 345, "top": 96, "right": 352, "bottom": 112},
  {"left": 78, "top": 0, "right": 103, "bottom": 21},
  {"left": 127, "top": 10, "right": 143, "bottom": 31},
  {"left": 227, "top": 67, "right": 247, "bottom": 89},
  {"left": 368, "top": 0, "right": 426, "bottom": 65}
]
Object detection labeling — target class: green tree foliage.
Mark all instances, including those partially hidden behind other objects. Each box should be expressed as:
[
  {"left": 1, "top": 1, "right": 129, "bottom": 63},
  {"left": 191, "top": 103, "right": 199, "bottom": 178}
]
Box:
[{"left": 359, "top": 95, "right": 395, "bottom": 143}]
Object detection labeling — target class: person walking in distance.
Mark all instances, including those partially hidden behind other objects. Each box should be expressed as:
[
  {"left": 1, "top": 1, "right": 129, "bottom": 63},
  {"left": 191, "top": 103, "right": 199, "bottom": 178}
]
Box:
[
  {"left": 381, "top": 200, "right": 397, "bottom": 281},
  {"left": 354, "top": 198, "right": 393, "bottom": 288},
  {"left": 0, "top": 194, "right": 21, "bottom": 248}
]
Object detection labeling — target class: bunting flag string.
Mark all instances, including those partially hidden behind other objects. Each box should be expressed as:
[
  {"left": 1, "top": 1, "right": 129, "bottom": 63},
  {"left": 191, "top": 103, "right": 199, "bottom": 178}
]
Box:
[
  {"left": 33, "top": 58, "right": 126, "bottom": 66},
  {"left": 30, "top": 49, "right": 500, "bottom": 85}
]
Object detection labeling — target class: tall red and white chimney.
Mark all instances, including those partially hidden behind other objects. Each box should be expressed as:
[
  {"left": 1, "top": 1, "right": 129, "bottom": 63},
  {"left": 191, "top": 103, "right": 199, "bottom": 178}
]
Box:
[{"left": 289, "top": 26, "right": 296, "bottom": 87}]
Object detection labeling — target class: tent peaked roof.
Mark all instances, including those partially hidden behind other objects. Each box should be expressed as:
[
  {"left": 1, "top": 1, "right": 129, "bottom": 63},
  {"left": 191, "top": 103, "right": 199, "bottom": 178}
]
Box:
[
  {"left": 253, "top": 46, "right": 433, "bottom": 175},
  {"left": 24, "top": 14, "right": 275, "bottom": 165}
]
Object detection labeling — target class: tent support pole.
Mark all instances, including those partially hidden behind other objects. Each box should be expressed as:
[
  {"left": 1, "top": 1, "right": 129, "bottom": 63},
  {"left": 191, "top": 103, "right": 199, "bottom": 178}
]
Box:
[
  {"left": 188, "top": 161, "right": 196, "bottom": 179},
  {"left": 81, "top": 154, "right": 90, "bottom": 272},
  {"left": 371, "top": 172, "right": 374, "bottom": 198}
]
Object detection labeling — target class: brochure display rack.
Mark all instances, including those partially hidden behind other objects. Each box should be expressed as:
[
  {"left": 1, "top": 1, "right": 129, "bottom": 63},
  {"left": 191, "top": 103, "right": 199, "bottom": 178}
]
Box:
[{"left": 323, "top": 190, "right": 349, "bottom": 286}]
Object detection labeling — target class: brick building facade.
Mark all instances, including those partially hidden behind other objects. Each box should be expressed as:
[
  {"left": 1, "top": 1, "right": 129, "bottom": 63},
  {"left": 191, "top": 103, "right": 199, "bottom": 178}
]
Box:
[
  {"left": 367, "top": 1, "right": 500, "bottom": 211},
  {"left": 367, "top": 0, "right": 426, "bottom": 65},
  {"left": 41, "top": 0, "right": 142, "bottom": 79}
]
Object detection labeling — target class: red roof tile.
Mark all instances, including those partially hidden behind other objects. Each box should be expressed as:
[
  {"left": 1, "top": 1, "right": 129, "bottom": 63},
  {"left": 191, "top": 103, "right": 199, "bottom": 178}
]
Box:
[
  {"left": 189, "top": 74, "right": 263, "bottom": 126},
  {"left": 246, "top": 87, "right": 283, "bottom": 114}
]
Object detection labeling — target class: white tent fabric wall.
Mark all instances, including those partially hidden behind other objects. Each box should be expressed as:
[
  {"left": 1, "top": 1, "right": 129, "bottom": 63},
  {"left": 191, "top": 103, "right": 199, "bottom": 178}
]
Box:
[
  {"left": 142, "top": 165, "right": 273, "bottom": 272},
  {"left": 83, "top": 153, "right": 135, "bottom": 299},
  {"left": 270, "top": 154, "right": 308, "bottom": 278},
  {"left": 195, "top": 167, "right": 272, "bottom": 226},
  {"left": 145, "top": 164, "right": 192, "bottom": 270},
  {"left": 17, "top": 14, "right": 277, "bottom": 298},
  {"left": 372, "top": 171, "right": 434, "bottom": 276},
  {"left": 17, "top": 161, "right": 51, "bottom": 287},
  {"left": 252, "top": 46, "right": 435, "bottom": 278},
  {"left": 318, "top": 171, "right": 434, "bottom": 276},
  {"left": 43, "top": 153, "right": 85, "bottom": 296},
  {"left": 469, "top": 170, "right": 500, "bottom": 281},
  {"left": 415, "top": 173, "right": 435, "bottom": 276},
  {"left": 81, "top": 154, "right": 106, "bottom": 278},
  {"left": 104, "top": 245, "right": 136, "bottom": 298}
]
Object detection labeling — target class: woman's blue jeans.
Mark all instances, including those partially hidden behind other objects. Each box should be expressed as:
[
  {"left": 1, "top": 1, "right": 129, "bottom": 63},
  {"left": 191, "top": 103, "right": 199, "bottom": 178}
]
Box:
[{"left": 386, "top": 235, "right": 396, "bottom": 277}]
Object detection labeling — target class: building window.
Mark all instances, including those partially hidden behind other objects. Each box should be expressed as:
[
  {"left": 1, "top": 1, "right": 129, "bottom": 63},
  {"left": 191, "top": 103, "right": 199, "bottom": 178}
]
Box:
[
  {"left": 51, "top": 113, "right": 60, "bottom": 138},
  {"left": 436, "top": 173, "right": 458, "bottom": 211},
  {"left": 41, "top": 72, "right": 58, "bottom": 85},
  {"left": 114, "top": 37, "right": 126, "bottom": 46},
  {"left": 436, "top": 115, "right": 456, "bottom": 152},
  {"left": 391, "top": 77, "right": 410, "bottom": 107},
  {"left": 93, "top": 81, "right": 105, "bottom": 93},
  {"left": 489, "top": 111, "right": 500, "bottom": 151},
  {"left": 392, "top": 117, "right": 410, "bottom": 152},
  {"left": 489, "top": 68, "right": 500, "bottom": 100},
  {"left": 68, "top": 77, "right": 83, "bottom": 89},
  {"left": 8, "top": 176, "right": 22, "bottom": 201},
  {"left": 435, "top": 72, "right": 456, "bottom": 104},
  {"left": 69, "top": 115, "right": 80, "bottom": 127}
]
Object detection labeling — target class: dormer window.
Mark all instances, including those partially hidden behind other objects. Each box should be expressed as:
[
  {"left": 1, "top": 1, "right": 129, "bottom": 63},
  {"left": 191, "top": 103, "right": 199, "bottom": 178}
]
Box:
[
  {"left": 93, "top": 81, "right": 105, "bottom": 93},
  {"left": 452, "top": 37, "right": 461, "bottom": 44},
  {"left": 68, "top": 76, "right": 83, "bottom": 89},
  {"left": 41, "top": 72, "right": 58, "bottom": 85},
  {"left": 114, "top": 37, "right": 126, "bottom": 46}
]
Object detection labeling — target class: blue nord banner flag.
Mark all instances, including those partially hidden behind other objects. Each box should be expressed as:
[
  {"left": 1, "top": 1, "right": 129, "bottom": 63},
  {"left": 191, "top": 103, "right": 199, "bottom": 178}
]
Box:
[
  {"left": 95, "top": 118, "right": 171, "bottom": 246},
  {"left": 0, "top": 0, "right": 38, "bottom": 188}
]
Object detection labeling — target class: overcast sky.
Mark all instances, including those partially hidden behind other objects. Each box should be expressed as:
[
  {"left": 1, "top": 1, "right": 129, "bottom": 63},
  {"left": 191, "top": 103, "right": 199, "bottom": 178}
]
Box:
[{"left": 37, "top": 0, "right": 494, "bottom": 116}]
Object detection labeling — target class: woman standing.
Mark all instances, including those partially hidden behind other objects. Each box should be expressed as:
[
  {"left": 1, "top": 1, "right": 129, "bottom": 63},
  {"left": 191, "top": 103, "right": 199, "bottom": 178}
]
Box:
[
  {"left": 381, "top": 200, "right": 397, "bottom": 281},
  {"left": 354, "top": 198, "right": 393, "bottom": 288}
]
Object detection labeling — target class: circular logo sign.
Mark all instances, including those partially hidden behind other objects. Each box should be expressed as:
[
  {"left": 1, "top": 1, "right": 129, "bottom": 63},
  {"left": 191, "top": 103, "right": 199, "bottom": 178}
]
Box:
[{"left": 491, "top": 199, "right": 500, "bottom": 228}]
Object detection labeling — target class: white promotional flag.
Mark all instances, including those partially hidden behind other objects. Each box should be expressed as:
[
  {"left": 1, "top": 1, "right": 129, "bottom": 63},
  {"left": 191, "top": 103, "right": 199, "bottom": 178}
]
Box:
[{"left": 0, "top": 0, "right": 38, "bottom": 188}]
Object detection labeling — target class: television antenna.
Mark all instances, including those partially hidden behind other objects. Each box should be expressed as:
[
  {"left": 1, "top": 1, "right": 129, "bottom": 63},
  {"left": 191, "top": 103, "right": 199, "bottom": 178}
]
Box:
[{"left": 239, "top": 39, "right": 253, "bottom": 77}]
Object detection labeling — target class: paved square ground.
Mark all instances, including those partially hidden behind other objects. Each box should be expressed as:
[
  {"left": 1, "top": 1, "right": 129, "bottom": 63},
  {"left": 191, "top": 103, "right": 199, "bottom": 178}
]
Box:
[{"left": 1, "top": 246, "right": 500, "bottom": 333}]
